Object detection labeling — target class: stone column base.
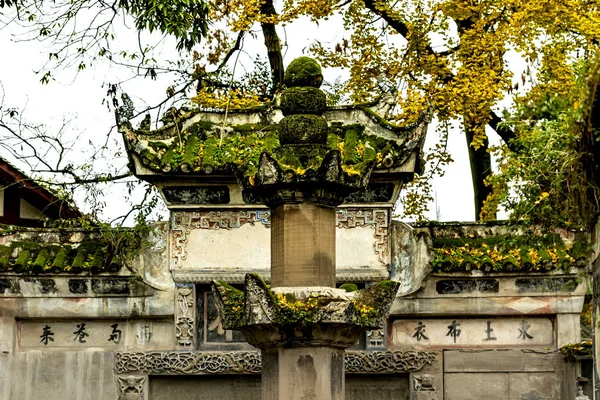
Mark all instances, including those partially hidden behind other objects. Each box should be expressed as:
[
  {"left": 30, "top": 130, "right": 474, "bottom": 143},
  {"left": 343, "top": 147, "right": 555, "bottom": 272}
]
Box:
[{"left": 262, "top": 346, "right": 344, "bottom": 400}]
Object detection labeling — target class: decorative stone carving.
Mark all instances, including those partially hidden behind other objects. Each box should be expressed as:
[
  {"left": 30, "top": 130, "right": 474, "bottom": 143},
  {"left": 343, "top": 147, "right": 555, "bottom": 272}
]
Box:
[
  {"left": 175, "top": 283, "right": 195, "bottom": 349},
  {"left": 336, "top": 209, "right": 389, "bottom": 265},
  {"left": 413, "top": 374, "right": 435, "bottom": 391},
  {"left": 171, "top": 211, "right": 271, "bottom": 268},
  {"left": 344, "top": 350, "right": 436, "bottom": 373},
  {"left": 366, "top": 328, "right": 386, "bottom": 350},
  {"left": 114, "top": 350, "right": 436, "bottom": 375},
  {"left": 115, "top": 351, "right": 262, "bottom": 375},
  {"left": 116, "top": 375, "right": 146, "bottom": 400}
]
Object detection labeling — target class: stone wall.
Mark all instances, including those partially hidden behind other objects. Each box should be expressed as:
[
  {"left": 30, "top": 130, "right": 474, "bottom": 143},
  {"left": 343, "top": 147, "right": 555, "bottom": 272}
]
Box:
[{"left": 0, "top": 220, "right": 590, "bottom": 399}]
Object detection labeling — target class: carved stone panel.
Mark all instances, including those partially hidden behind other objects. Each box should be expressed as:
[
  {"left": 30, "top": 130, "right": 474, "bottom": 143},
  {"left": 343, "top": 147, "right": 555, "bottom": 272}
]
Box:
[
  {"left": 366, "top": 328, "right": 387, "bottom": 350},
  {"left": 114, "top": 350, "right": 436, "bottom": 375},
  {"left": 117, "top": 375, "right": 146, "bottom": 400},
  {"left": 175, "top": 283, "right": 196, "bottom": 349}
]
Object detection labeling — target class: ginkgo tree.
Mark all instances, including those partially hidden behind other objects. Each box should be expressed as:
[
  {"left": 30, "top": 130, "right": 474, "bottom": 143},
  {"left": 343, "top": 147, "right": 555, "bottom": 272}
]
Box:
[{"left": 2, "top": 0, "right": 600, "bottom": 226}]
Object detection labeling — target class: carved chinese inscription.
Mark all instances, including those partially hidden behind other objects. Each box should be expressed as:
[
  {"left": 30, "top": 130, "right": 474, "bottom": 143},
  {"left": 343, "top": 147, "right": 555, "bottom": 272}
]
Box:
[
  {"left": 20, "top": 320, "right": 173, "bottom": 349},
  {"left": 40, "top": 325, "right": 54, "bottom": 345},
  {"left": 392, "top": 318, "right": 553, "bottom": 348}
]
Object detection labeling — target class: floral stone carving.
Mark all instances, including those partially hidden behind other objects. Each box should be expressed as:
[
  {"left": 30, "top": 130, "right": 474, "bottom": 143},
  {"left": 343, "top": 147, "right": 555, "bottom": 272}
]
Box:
[
  {"left": 211, "top": 273, "right": 399, "bottom": 349},
  {"left": 114, "top": 350, "right": 436, "bottom": 375}
]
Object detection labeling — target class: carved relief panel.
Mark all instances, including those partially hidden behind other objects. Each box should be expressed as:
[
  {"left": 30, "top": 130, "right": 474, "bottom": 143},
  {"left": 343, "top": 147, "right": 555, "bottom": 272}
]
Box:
[{"left": 175, "top": 283, "right": 196, "bottom": 349}]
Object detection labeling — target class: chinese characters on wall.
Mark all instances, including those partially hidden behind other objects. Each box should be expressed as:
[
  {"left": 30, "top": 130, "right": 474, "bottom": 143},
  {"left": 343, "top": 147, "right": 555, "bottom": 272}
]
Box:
[
  {"left": 19, "top": 320, "right": 173, "bottom": 349},
  {"left": 394, "top": 317, "right": 553, "bottom": 348},
  {"left": 39, "top": 323, "right": 122, "bottom": 345}
]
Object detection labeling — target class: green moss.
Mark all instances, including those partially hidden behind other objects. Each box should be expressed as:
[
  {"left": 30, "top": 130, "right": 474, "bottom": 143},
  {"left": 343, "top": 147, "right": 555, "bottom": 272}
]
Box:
[
  {"left": 139, "top": 117, "right": 407, "bottom": 178},
  {"left": 561, "top": 340, "right": 592, "bottom": 363},
  {"left": 339, "top": 283, "right": 358, "bottom": 292},
  {"left": 14, "top": 250, "right": 30, "bottom": 272},
  {"left": 147, "top": 141, "right": 170, "bottom": 151},
  {"left": 215, "top": 281, "right": 245, "bottom": 328},
  {"left": 431, "top": 234, "right": 589, "bottom": 273},
  {"left": 52, "top": 248, "right": 69, "bottom": 270},
  {"left": 32, "top": 249, "right": 49, "bottom": 273},
  {"left": 181, "top": 134, "right": 202, "bottom": 168},
  {"left": 185, "top": 121, "right": 214, "bottom": 137},
  {"left": 0, "top": 245, "right": 11, "bottom": 269},
  {"left": 280, "top": 87, "right": 327, "bottom": 116},
  {"left": 278, "top": 114, "right": 328, "bottom": 144},
  {"left": 91, "top": 249, "right": 104, "bottom": 272},
  {"left": 71, "top": 248, "right": 85, "bottom": 269},
  {"left": 284, "top": 57, "right": 323, "bottom": 88}
]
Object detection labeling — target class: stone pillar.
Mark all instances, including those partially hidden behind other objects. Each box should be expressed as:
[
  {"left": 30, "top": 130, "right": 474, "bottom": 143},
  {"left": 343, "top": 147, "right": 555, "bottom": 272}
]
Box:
[
  {"left": 262, "top": 347, "right": 345, "bottom": 400},
  {"left": 271, "top": 203, "right": 336, "bottom": 287},
  {"left": 212, "top": 57, "right": 400, "bottom": 400}
]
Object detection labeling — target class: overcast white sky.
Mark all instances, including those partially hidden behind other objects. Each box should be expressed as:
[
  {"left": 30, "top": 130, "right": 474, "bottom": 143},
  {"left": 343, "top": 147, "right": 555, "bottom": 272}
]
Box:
[{"left": 0, "top": 11, "right": 505, "bottom": 224}]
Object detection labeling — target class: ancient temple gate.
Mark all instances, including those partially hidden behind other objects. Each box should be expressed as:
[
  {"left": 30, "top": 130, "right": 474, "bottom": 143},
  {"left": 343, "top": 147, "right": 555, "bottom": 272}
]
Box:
[{"left": 0, "top": 57, "right": 589, "bottom": 400}]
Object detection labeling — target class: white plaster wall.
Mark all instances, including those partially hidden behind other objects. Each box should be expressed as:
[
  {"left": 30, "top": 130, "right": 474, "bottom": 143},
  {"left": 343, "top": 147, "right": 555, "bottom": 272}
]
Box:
[
  {"left": 182, "top": 224, "right": 270, "bottom": 271},
  {"left": 178, "top": 223, "right": 385, "bottom": 272},
  {"left": 336, "top": 225, "right": 381, "bottom": 268},
  {"left": 2, "top": 351, "right": 118, "bottom": 399}
]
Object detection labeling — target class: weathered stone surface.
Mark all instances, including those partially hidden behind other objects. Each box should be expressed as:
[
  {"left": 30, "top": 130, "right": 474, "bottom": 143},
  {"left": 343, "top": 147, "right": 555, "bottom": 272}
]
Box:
[
  {"left": 147, "top": 373, "right": 410, "bottom": 400},
  {"left": 114, "top": 350, "right": 436, "bottom": 375},
  {"left": 515, "top": 277, "right": 578, "bottom": 293},
  {"left": 443, "top": 349, "right": 557, "bottom": 373},
  {"left": 435, "top": 279, "right": 499, "bottom": 294},
  {"left": 1, "top": 351, "right": 117, "bottom": 399},
  {"left": 556, "top": 313, "right": 581, "bottom": 347},
  {"left": 390, "top": 221, "right": 432, "bottom": 296},
  {"left": 262, "top": 347, "right": 345, "bottom": 400},
  {"left": 508, "top": 373, "right": 563, "bottom": 399},
  {"left": 271, "top": 203, "right": 335, "bottom": 287},
  {"left": 391, "top": 293, "right": 585, "bottom": 316},
  {"left": 443, "top": 350, "right": 568, "bottom": 399},
  {"left": 444, "top": 373, "right": 509, "bottom": 400},
  {"left": 149, "top": 375, "right": 261, "bottom": 400}
]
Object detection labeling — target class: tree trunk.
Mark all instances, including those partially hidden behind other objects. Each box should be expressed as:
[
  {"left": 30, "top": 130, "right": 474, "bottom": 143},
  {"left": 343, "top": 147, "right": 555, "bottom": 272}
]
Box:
[
  {"left": 465, "top": 129, "right": 494, "bottom": 220},
  {"left": 260, "top": 0, "right": 284, "bottom": 95}
]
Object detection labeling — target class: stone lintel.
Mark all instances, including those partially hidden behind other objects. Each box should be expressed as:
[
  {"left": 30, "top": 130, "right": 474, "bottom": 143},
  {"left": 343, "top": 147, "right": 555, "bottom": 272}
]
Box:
[{"left": 271, "top": 203, "right": 336, "bottom": 287}]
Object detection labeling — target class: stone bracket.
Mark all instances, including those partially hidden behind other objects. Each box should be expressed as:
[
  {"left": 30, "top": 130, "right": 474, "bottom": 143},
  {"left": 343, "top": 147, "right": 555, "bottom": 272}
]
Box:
[{"left": 116, "top": 375, "right": 147, "bottom": 400}]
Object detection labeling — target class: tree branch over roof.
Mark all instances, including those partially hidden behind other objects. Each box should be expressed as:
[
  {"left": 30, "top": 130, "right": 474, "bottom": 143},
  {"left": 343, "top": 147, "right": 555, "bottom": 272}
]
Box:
[{"left": 361, "top": 0, "right": 517, "bottom": 149}]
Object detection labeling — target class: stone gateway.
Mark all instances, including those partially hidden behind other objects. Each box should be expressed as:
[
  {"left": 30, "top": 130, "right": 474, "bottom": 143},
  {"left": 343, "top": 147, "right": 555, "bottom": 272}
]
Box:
[{"left": 0, "top": 58, "right": 590, "bottom": 399}]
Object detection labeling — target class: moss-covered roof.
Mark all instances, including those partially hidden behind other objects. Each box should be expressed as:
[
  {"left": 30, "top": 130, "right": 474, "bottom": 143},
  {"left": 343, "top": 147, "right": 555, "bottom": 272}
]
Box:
[
  {"left": 0, "top": 240, "right": 121, "bottom": 274},
  {"left": 430, "top": 233, "right": 590, "bottom": 274},
  {"left": 120, "top": 104, "right": 429, "bottom": 178},
  {"left": 0, "top": 226, "right": 139, "bottom": 275}
]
